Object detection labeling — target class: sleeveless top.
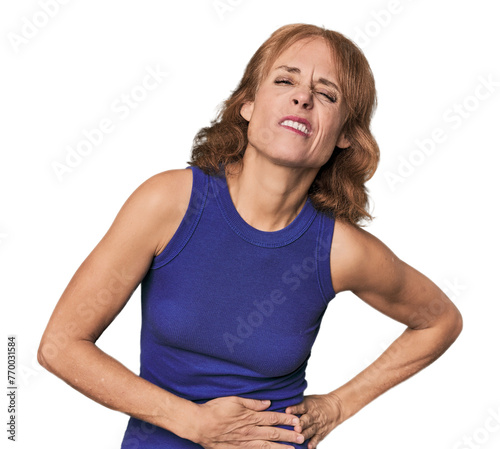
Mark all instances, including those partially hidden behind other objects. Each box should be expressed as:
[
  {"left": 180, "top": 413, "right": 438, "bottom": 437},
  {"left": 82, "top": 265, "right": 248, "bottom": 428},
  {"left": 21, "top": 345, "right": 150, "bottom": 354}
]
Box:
[{"left": 121, "top": 165, "right": 336, "bottom": 448}]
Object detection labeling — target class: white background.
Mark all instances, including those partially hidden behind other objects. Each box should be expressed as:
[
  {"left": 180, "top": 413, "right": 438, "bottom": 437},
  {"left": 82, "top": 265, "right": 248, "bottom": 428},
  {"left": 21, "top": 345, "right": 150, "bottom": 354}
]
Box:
[{"left": 1, "top": 1, "right": 499, "bottom": 448}]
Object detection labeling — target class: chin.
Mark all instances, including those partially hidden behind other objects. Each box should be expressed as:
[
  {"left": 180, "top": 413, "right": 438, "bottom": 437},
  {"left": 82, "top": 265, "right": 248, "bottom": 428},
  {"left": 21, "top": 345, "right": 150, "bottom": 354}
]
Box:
[
  {"left": 248, "top": 141, "right": 326, "bottom": 169},
  {"left": 270, "top": 148, "right": 325, "bottom": 168},
  {"left": 268, "top": 154, "right": 322, "bottom": 170}
]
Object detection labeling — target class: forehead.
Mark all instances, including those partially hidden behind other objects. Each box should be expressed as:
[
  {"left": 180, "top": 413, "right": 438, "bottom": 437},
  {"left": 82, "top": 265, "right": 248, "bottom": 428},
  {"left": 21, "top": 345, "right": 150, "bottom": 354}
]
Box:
[{"left": 269, "top": 38, "right": 337, "bottom": 77}]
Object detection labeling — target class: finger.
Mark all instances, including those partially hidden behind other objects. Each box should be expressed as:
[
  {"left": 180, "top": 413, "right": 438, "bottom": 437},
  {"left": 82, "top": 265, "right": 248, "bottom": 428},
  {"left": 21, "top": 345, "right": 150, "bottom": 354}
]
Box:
[
  {"left": 308, "top": 434, "right": 321, "bottom": 449},
  {"left": 239, "top": 397, "right": 272, "bottom": 411},
  {"left": 297, "top": 412, "right": 313, "bottom": 431},
  {"left": 287, "top": 402, "right": 307, "bottom": 415},
  {"left": 254, "top": 410, "right": 301, "bottom": 428},
  {"left": 258, "top": 442, "right": 298, "bottom": 449},
  {"left": 253, "top": 426, "right": 305, "bottom": 446},
  {"left": 300, "top": 420, "right": 319, "bottom": 440},
  {"left": 238, "top": 440, "right": 298, "bottom": 449}
]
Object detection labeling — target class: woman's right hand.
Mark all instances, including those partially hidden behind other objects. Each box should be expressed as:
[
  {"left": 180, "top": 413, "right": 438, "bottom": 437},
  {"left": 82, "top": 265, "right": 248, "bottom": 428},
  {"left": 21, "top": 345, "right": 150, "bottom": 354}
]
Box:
[{"left": 190, "top": 396, "right": 305, "bottom": 448}]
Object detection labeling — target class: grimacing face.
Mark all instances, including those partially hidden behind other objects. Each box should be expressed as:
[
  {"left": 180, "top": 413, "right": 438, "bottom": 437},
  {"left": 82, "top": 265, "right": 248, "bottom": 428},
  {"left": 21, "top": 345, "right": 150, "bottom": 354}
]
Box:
[{"left": 240, "top": 37, "right": 350, "bottom": 170}]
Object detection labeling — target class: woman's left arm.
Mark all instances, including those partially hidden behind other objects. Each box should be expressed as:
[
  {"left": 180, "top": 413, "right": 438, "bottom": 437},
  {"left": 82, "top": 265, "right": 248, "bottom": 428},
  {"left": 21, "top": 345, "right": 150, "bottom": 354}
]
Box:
[{"left": 286, "top": 219, "right": 463, "bottom": 448}]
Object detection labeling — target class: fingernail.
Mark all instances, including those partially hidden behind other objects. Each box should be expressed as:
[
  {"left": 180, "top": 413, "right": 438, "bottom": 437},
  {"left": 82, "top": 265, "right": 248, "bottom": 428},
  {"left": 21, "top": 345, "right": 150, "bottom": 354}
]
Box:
[
  {"left": 292, "top": 417, "right": 299, "bottom": 425},
  {"left": 296, "top": 434, "right": 304, "bottom": 443}
]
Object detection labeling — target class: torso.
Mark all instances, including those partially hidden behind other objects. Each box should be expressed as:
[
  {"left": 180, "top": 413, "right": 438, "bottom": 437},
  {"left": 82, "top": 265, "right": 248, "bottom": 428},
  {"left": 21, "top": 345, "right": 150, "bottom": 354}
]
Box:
[{"left": 151, "top": 166, "right": 360, "bottom": 296}]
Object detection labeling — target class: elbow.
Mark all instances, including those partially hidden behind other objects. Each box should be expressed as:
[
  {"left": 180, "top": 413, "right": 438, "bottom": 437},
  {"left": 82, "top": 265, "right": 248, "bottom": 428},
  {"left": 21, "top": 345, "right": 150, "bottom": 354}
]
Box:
[
  {"left": 37, "top": 339, "right": 53, "bottom": 372},
  {"left": 38, "top": 332, "right": 94, "bottom": 376},
  {"left": 451, "top": 308, "right": 463, "bottom": 341},
  {"left": 442, "top": 306, "right": 463, "bottom": 346},
  {"left": 37, "top": 336, "right": 64, "bottom": 373}
]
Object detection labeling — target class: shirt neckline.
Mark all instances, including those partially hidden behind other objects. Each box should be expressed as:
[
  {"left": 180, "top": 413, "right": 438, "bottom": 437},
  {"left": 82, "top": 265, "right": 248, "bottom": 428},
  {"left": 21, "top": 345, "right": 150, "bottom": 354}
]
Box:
[{"left": 211, "top": 169, "right": 318, "bottom": 248}]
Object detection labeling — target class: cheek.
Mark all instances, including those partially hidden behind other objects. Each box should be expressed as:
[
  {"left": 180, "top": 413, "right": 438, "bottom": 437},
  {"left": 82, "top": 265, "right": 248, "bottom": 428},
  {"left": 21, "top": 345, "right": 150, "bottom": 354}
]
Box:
[
  {"left": 313, "top": 130, "right": 339, "bottom": 161},
  {"left": 247, "top": 118, "right": 277, "bottom": 148},
  {"left": 323, "top": 117, "right": 344, "bottom": 142}
]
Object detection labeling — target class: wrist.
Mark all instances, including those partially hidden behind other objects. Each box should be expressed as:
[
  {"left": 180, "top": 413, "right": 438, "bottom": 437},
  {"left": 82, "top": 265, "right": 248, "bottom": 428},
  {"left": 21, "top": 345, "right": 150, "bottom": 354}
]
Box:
[
  {"left": 183, "top": 401, "right": 203, "bottom": 444},
  {"left": 325, "top": 391, "right": 347, "bottom": 425},
  {"left": 159, "top": 397, "right": 202, "bottom": 442}
]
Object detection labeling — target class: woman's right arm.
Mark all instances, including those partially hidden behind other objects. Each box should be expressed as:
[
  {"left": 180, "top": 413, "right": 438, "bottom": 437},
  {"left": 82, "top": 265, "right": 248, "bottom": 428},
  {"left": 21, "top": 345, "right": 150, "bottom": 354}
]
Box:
[{"left": 37, "top": 168, "right": 303, "bottom": 447}]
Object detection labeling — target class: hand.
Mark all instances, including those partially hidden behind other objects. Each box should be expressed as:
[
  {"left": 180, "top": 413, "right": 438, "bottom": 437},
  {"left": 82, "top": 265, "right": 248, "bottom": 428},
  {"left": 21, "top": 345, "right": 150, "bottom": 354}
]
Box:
[
  {"left": 285, "top": 394, "right": 343, "bottom": 449},
  {"left": 190, "top": 396, "right": 305, "bottom": 448}
]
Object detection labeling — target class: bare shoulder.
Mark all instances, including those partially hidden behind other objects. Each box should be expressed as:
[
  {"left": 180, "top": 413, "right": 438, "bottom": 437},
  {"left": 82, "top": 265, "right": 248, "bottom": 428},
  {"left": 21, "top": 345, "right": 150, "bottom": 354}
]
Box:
[
  {"left": 36, "top": 168, "right": 194, "bottom": 350},
  {"left": 330, "top": 218, "right": 462, "bottom": 333},
  {"left": 135, "top": 168, "right": 193, "bottom": 213},
  {"left": 330, "top": 218, "right": 402, "bottom": 295},
  {"left": 118, "top": 167, "right": 193, "bottom": 257},
  {"left": 88, "top": 167, "right": 194, "bottom": 273}
]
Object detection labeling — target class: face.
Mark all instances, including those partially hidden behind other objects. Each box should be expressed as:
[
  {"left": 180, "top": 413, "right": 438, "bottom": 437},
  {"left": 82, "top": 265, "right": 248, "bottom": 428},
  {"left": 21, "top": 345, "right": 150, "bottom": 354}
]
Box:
[{"left": 240, "top": 37, "right": 350, "bottom": 170}]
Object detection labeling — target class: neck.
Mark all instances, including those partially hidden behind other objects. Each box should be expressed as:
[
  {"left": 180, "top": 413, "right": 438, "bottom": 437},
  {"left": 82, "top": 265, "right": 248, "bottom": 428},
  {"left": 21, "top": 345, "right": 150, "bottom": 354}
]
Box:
[{"left": 225, "top": 147, "right": 318, "bottom": 232}]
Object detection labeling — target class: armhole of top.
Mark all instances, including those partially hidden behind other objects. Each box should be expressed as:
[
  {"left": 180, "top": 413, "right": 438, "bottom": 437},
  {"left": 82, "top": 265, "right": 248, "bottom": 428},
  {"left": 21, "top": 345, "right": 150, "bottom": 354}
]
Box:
[
  {"left": 316, "top": 212, "right": 336, "bottom": 306},
  {"left": 149, "top": 166, "right": 208, "bottom": 270}
]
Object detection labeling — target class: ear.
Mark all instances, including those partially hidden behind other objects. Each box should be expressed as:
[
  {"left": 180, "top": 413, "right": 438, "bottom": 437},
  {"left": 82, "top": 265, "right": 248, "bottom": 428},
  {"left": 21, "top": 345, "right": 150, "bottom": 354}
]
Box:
[
  {"left": 240, "top": 101, "right": 254, "bottom": 122},
  {"left": 336, "top": 131, "right": 350, "bottom": 150}
]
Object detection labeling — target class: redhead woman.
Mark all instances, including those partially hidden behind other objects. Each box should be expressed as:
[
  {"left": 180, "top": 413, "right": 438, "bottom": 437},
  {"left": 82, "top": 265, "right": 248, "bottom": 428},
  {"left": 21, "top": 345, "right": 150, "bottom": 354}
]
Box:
[{"left": 38, "top": 23, "right": 463, "bottom": 449}]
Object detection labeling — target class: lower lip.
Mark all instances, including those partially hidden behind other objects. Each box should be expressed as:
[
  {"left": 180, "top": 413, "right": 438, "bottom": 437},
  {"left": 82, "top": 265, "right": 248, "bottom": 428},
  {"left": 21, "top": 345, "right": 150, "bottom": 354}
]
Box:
[{"left": 279, "top": 123, "right": 310, "bottom": 137}]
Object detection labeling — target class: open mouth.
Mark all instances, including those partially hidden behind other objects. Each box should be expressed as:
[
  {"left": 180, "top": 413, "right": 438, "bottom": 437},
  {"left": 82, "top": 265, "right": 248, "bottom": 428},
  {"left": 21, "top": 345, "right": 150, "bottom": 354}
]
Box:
[{"left": 278, "top": 117, "right": 312, "bottom": 137}]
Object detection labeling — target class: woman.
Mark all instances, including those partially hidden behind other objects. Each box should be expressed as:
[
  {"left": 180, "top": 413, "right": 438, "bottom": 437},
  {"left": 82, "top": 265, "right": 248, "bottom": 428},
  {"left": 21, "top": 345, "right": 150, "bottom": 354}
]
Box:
[{"left": 38, "top": 24, "right": 463, "bottom": 449}]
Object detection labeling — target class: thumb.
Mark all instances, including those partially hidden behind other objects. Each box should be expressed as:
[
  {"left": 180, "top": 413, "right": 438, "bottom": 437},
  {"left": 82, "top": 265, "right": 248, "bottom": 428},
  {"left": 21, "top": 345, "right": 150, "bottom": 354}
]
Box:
[{"left": 240, "top": 397, "right": 271, "bottom": 411}]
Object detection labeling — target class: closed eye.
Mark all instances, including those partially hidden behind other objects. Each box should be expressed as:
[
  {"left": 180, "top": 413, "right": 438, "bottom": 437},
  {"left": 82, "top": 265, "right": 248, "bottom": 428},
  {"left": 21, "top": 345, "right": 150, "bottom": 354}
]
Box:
[
  {"left": 319, "top": 92, "right": 337, "bottom": 103},
  {"left": 275, "top": 78, "right": 338, "bottom": 103}
]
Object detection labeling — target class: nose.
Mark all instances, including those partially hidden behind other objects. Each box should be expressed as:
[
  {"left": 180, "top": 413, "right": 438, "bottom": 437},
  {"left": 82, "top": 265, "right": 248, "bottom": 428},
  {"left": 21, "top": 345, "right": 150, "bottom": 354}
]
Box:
[{"left": 291, "top": 86, "right": 313, "bottom": 109}]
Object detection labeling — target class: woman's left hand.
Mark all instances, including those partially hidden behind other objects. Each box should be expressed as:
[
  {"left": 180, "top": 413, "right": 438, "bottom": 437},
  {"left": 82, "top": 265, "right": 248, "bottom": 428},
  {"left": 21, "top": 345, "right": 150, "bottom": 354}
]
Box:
[{"left": 285, "top": 394, "right": 343, "bottom": 449}]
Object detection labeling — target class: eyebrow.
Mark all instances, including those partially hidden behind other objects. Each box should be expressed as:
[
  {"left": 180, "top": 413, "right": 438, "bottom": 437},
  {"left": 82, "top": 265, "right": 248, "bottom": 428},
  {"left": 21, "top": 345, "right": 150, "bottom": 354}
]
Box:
[{"left": 273, "top": 65, "right": 340, "bottom": 92}]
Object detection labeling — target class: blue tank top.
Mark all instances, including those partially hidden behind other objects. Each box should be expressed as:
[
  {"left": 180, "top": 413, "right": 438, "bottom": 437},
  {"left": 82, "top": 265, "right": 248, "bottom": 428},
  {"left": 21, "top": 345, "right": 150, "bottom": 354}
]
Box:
[{"left": 121, "top": 165, "right": 336, "bottom": 448}]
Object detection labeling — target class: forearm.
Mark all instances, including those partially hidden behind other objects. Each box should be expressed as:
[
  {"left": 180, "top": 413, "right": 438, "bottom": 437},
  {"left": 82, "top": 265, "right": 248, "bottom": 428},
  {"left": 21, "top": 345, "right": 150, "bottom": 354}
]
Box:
[
  {"left": 328, "top": 317, "right": 462, "bottom": 422},
  {"left": 38, "top": 340, "right": 197, "bottom": 440}
]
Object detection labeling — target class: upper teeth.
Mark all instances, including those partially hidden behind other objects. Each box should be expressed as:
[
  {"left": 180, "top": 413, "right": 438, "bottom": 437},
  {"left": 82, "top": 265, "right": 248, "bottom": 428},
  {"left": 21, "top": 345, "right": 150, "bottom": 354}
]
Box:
[{"left": 281, "top": 120, "right": 310, "bottom": 134}]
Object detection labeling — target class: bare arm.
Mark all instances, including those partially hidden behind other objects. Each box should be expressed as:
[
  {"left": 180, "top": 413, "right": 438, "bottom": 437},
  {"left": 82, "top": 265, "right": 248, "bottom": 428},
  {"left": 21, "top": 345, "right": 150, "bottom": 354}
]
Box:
[
  {"left": 286, "top": 220, "right": 463, "bottom": 448},
  {"left": 37, "top": 169, "right": 198, "bottom": 438},
  {"left": 38, "top": 168, "right": 303, "bottom": 448},
  {"left": 328, "top": 219, "right": 463, "bottom": 421}
]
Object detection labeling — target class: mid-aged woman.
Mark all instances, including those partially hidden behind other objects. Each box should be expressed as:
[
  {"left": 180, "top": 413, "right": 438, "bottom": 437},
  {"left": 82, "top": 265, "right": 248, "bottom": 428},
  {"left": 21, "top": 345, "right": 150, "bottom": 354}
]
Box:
[{"left": 38, "top": 23, "right": 463, "bottom": 449}]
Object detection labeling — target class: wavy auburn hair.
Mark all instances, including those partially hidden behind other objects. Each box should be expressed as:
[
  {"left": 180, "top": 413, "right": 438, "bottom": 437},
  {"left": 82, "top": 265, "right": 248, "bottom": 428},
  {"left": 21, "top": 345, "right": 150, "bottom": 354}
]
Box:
[{"left": 188, "top": 23, "right": 379, "bottom": 225}]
